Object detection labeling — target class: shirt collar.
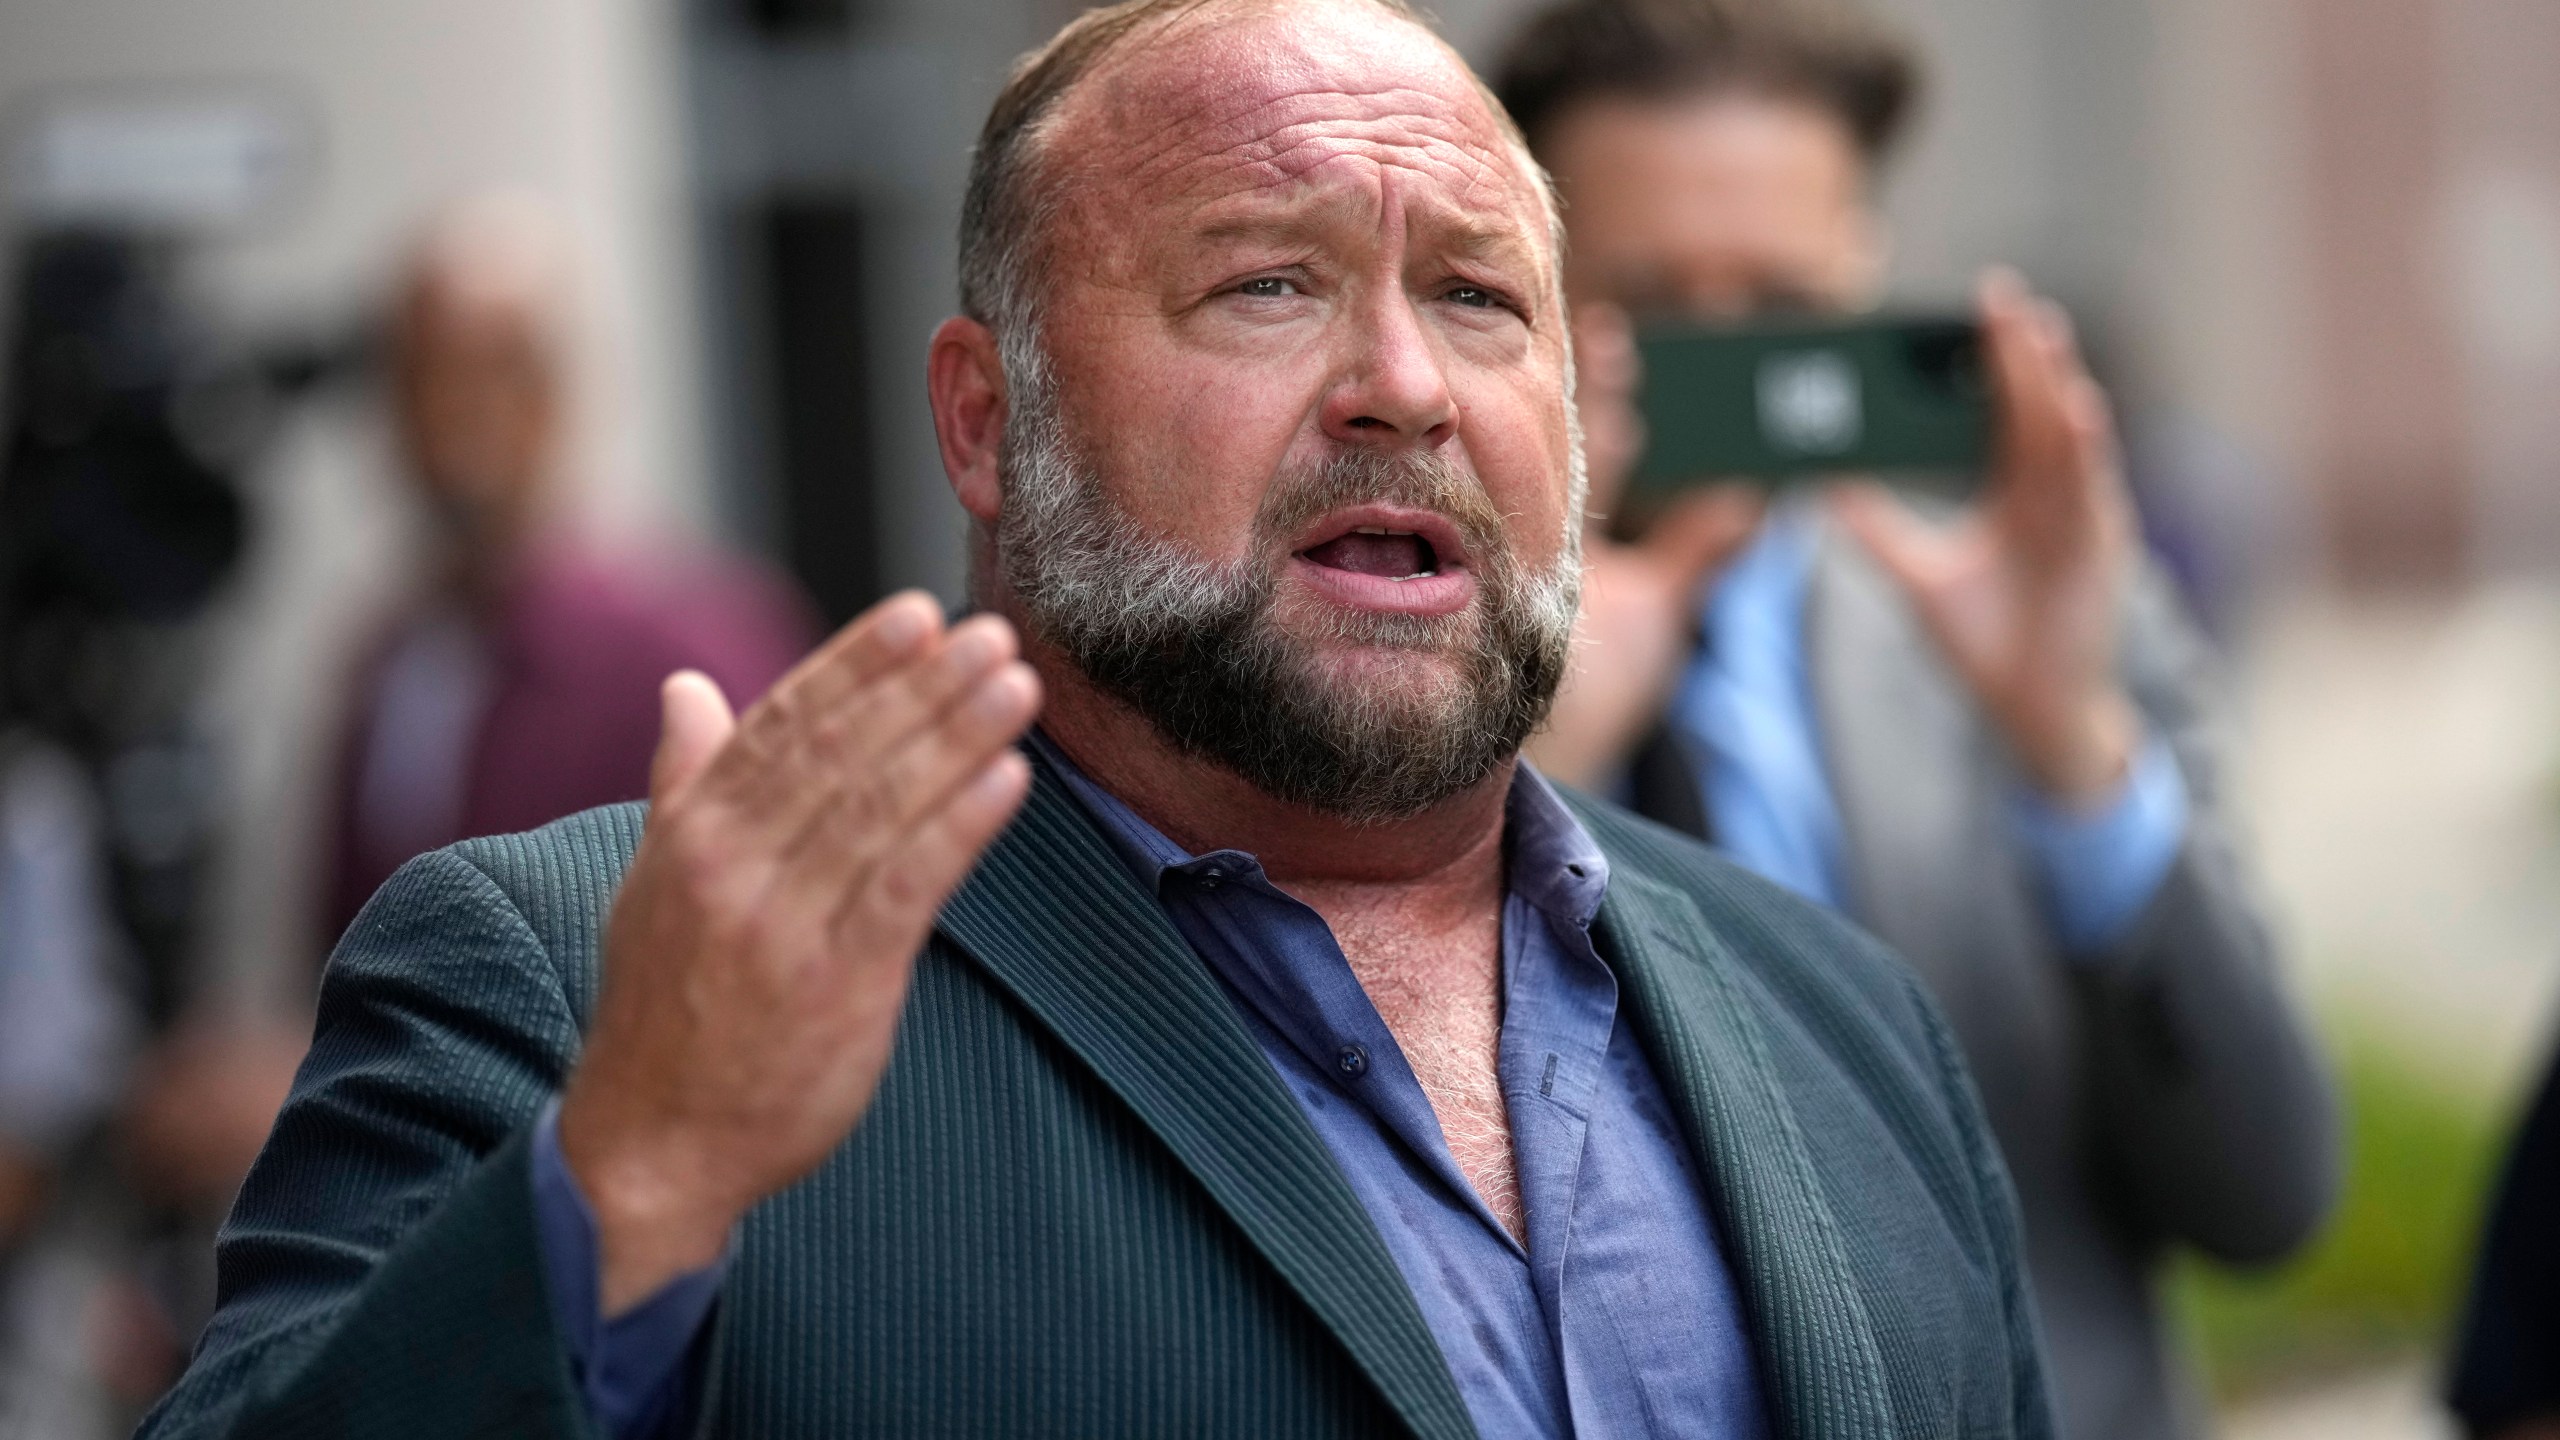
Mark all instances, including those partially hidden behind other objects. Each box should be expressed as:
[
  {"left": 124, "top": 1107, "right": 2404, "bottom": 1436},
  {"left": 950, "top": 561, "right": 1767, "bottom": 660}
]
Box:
[
  {"left": 1027, "top": 727, "right": 1611, "bottom": 927},
  {"left": 1698, "top": 493, "right": 1824, "bottom": 635}
]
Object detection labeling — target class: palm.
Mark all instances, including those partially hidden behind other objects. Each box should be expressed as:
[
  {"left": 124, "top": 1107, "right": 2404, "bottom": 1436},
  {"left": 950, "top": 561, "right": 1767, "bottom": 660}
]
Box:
[{"left": 1835, "top": 273, "right": 2138, "bottom": 803}]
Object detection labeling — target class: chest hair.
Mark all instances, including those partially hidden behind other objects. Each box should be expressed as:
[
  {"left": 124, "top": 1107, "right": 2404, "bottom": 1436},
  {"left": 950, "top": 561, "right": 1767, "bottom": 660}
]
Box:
[{"left": 1328, "top": 906, "right": 1521, "bottom": 1241}]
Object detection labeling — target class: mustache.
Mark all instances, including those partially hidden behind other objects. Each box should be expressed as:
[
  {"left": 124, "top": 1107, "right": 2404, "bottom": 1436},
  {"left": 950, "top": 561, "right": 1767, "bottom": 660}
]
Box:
[{"left": 1249, "top": 448, "right": 1511, "bottom": 572}]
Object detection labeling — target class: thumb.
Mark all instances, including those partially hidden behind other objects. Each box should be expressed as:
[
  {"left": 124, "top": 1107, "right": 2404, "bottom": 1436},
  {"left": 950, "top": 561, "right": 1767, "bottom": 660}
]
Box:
[
  {"left": 651, "top": 670, "right": 736, "bottom": 801},
  {"left": 1641, "top": 485, "right": 1765, "bottom": 590}
]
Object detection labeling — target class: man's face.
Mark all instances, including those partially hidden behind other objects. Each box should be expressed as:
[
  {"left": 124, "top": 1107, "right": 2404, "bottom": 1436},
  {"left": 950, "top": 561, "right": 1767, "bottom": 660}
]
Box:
[
  {"left": 392, "top": 278, "right": 558, "bottom": 541},
  {"left": 1542, "top": 91, "right": 1882, "bottom": 319},
  {"left": 995, "top": 2, "right": 1581, "bottom": 818}
]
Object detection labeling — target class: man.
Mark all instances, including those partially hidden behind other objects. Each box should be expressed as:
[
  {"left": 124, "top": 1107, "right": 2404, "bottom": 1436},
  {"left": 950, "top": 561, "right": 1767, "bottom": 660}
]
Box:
[
  {"left": 92, "top": 198, "right": 815, "bottom": 1406},
  {"left": 319, "top": 195, "right": 813, "bottom": 950},
  {"left": 1490, "top": 2, "right": 2337, "bottom": 1437},
  {"left": 141, "top": 2, "right": 2051, "bottom": 1436}
]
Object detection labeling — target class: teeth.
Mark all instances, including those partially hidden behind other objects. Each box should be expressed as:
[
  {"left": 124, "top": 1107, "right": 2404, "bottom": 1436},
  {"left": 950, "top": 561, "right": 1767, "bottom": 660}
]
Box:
[{"left": 1352, "top": 526, "right": 1415, "bottom": 536}]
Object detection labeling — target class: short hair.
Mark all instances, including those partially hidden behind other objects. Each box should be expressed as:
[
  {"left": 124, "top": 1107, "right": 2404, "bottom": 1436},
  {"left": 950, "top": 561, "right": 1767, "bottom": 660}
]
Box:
[
  {"left": 1490, "top": 0, "right": 1919, "bottom": 168},
  {"left": 958, "top": 0, "right": 1434, "bottom": 341}
]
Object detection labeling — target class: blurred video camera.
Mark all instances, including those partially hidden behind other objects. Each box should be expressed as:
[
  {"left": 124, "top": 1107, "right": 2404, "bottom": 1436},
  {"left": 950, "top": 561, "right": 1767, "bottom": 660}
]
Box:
[{"left": 2, "top": 93, "right": 344, "bottom": 1020}]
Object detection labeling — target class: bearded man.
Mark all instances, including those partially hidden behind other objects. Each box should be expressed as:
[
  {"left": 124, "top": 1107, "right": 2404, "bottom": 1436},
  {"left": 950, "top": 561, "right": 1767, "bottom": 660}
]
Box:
[{"left": 141, "top": 2, "right": 2053, "bottom": 1437}]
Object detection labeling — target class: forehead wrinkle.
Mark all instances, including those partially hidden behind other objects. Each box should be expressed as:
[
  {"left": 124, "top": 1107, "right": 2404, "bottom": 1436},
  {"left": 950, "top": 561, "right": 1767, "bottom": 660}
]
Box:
[
  {"left": 1106, "top": 78, "right": 1504, "bottom": 197},
  {"left": 1060, "top": 5, "right": 1528, "bottom": 197},
  {"left": 1173, "top": 132, "right": 1507, "bottom": 222},
  {"left": 1106, "top": 103, "right": 1542, "bottom": 273},
  {"left": 1068, "top": 1, "right": 1474, "bottom": 148},
  {"left": 1038, "top": 4, "right": 1557, "bottom": 301}
]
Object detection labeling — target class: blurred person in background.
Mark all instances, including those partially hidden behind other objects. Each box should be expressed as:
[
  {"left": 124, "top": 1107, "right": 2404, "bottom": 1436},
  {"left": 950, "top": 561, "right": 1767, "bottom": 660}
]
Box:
[
  {"left": 2448, "top": 1031, "right": 2560, "bottom": 1440},
  {"left": 0, "top": 735, "right": 135, "bottom": 1432},
  {"left": 317, "top": 195, "right": 814, "bottom": 955},
  {"left": 0, "top": 224, "right": 287, "bottom": 1430},
  {"left": 0, "top": 739, "right": 128, "bottom": 1259},
  {"left": 1491, "top": 1, "right": 2336, "bottom": 1436}
]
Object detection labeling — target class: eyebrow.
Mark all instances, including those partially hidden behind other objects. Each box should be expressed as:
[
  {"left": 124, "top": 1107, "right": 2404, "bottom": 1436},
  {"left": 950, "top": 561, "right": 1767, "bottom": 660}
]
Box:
[{"left": 1188, "top": 204, "right": 1543, "bottom": 274}]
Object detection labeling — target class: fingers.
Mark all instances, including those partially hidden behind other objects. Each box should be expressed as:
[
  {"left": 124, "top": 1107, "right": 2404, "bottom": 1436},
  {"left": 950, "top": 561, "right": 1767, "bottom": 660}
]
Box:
[
  {"left": 1638, "top": 485, "right": 1765, "bottom": 590},
  {"left": 699, "top": 590, "right": 953, "bottom": 823},
  {"left": 1571, "top": 300, "right": 1644, "bottom": 520},
  {"left": 1975, "top": 269, "right": 2126, "bottom": 540},
  {"left": 2062, "top": 370, "right": 2118, "bottom": 478},
  {"left": 656, "top": 592, "right": 1030, "bottom": 917},
  {"left": 1979, "top": 270, "right": 2075, "bottom": 488},
  {"left": 1573, "top": 300, "right": 1638, "bottom": 400},
  {"left": 651, "top": 671, "right": 737, "bottom": 802},
  {"left": 759, "top": 614, "right": 1029, "bottom": 861},
  {"left": 729, "top": 591, "right": 945, "bottom": 771},
  {"left": 775, "top": 655, "right": 1042, "bottom": 923},
  {"left": 819, "top": 614, "right": 1025, "bottom": 776},
  {"left": 832, "top": 747, "right": 1034, "bottom": 948}
]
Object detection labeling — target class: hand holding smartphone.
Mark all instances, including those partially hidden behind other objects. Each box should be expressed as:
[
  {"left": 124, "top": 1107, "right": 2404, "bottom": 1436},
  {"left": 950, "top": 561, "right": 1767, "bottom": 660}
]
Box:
[{"left": 1631, "top": 313, "right": 1991, "bottom": 499}]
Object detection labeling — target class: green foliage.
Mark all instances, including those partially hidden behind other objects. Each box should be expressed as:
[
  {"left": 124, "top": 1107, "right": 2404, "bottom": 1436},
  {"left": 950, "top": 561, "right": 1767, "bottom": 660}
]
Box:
[{"left": 2173, "top": 1025, "right": 2512, "bottom": 1399}]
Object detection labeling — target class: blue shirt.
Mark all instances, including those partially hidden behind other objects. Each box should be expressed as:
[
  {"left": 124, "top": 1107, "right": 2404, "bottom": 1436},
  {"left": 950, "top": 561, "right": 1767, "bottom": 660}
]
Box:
[
  {"left": 530, "top": 736, "right": 1769, "bottom": 1439},
  {"left": 1670, "top": 507, "right": 2188, "bottom": 952},
  {"left": 1047, "top": 740, "right": 1766, "bottom": 1440}
]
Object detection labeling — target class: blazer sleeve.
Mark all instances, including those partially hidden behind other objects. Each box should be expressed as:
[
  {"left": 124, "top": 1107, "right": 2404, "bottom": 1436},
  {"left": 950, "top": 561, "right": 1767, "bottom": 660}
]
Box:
[
  {"left": 138, "top": 845, "right": 596, "bottom": 1440},
  {"left": 2070, "top": 566, "right": 2340, "bottom": 1265}
]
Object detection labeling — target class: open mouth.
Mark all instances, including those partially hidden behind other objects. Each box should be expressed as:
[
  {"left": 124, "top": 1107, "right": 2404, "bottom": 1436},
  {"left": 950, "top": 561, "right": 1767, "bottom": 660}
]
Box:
[
  {"left": 1291, "top": 504, "right": 1472, "bottom": 583},
  {"left": 1300, "top": 525, "right": 1442, "bottom": 581},
  {"left": 1284, "top": 504, "right": 1478, "bottom": 618}
]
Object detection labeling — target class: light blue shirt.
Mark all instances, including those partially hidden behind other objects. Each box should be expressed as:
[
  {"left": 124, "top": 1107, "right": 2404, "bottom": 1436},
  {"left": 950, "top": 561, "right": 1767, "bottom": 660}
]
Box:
[{"left": 1669, "top": 509, "right": 2188, "bottom": 952}]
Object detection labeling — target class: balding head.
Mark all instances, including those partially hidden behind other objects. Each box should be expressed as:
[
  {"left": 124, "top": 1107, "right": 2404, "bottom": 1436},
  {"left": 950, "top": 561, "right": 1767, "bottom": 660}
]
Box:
[
  {"left": 390, "top": 192, "right": 572, "bottom": 558},
  {"left": 960, "top": 0, "right": 1555, "bottom": 344}
]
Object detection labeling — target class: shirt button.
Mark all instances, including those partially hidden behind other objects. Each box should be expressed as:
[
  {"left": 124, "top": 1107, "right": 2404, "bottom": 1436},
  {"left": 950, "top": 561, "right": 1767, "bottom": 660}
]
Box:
[
  {"left": 1336, "top": 1044, "right": 1370, "bottom": 1079},
  {"left": 1196, "top": 867, "right": 1224, "bottom": 890}
]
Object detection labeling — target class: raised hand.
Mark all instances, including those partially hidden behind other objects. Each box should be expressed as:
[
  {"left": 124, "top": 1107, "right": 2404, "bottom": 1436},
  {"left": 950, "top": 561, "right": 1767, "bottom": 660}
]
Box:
[
  {"left": 557, "top": 591, "right": 1041, "bottom": 1312},
  {"left": 1529, "top": 301, "right": 1764, "bottom": 788},
  {"left": 1832, "top": 270, "right": 2141, "bottom": 806},
  {"left": 1531, "top": 488, "right": 1761, "bottom": 787}
]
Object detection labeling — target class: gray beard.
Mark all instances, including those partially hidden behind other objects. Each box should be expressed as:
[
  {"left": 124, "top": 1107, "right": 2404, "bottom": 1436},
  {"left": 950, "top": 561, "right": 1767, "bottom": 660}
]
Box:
[{"left": 992, "top": 343, "right": 1581, "bottom": 825}]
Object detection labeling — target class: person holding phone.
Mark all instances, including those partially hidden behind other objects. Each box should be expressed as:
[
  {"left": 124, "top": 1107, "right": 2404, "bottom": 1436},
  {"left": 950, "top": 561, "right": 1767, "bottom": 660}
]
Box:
[{"left": 1492, "top": 3, "right": 2337, "bottom": 1437}]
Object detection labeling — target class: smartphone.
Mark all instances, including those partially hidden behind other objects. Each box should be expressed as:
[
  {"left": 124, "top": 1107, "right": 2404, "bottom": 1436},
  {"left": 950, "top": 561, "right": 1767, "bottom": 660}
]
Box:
[{"left": 1631, "top": 314, "right": 1990, "bottom": 497}]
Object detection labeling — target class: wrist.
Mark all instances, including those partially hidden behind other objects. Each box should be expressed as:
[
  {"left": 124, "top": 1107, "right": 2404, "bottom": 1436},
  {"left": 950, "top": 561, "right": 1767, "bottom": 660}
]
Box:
[
  {"left": 557, "top": 1085, "right": 741, "bottom": 1315},
  {"left": 2005, "top": 688, "right": 2141, "bottom": 810}
]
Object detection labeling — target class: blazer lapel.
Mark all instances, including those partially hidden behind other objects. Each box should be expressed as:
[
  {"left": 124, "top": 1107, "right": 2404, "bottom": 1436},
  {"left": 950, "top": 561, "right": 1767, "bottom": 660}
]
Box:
[
  {"left": 934, "top": 761, "right": 1477, "bottom": 1440},
  {"left": 1596, "top": 867, "right": 1896, "bottom": 1440},
  {"left": 1805, "top": 528, "right": 1986, "bottom": 985}
]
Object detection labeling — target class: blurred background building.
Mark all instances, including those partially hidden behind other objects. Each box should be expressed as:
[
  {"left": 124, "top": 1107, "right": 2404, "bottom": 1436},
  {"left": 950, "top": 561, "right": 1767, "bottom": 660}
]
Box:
[{"left": 6, "top": 0, "right": 2560, "bottom": 1434}]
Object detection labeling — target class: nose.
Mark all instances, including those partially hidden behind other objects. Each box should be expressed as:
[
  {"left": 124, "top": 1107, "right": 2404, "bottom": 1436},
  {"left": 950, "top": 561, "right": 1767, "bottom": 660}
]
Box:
[{"left": 1319, "top": 288, "right": 1458, "bottom": 451}]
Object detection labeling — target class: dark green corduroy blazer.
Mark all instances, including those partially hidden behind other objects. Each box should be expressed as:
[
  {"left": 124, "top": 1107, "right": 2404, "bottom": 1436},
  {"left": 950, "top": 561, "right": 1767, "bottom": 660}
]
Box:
[{"left": 141, "top": 762, "right": 2053, "bottom": 1440}]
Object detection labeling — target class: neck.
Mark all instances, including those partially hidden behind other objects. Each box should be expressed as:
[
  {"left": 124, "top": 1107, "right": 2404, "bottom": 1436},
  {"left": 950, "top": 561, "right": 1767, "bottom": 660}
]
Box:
[
  {"left": 1029, "top": 642, "right": 1514, "bottom": 896},
  {"left": 431, "top": 498, "right": 548, "bottom": 611}
]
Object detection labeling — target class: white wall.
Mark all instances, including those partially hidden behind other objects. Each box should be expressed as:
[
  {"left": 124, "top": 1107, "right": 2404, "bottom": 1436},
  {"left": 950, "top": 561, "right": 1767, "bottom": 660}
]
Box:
[
  {"left": 0, "top": 0, "right": 701, "bottom": 998},
  {"left": 0, "top": 0, "right": 705, "bottom": 529}
]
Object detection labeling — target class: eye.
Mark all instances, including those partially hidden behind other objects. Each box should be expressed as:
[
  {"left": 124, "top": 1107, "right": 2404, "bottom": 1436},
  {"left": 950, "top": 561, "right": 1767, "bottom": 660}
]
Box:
[
  {"left": 1237, "top": 276, "right": 1300, "bottom": 298},
  {"left": 1443, "top": 282, "right": 1527, "bottom": 319}
]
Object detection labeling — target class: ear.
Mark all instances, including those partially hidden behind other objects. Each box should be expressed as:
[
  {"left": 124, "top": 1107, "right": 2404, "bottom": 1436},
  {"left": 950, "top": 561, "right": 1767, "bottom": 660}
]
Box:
[{"left": 928, "top": 315, "right": 1008, "bottom": 524}]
